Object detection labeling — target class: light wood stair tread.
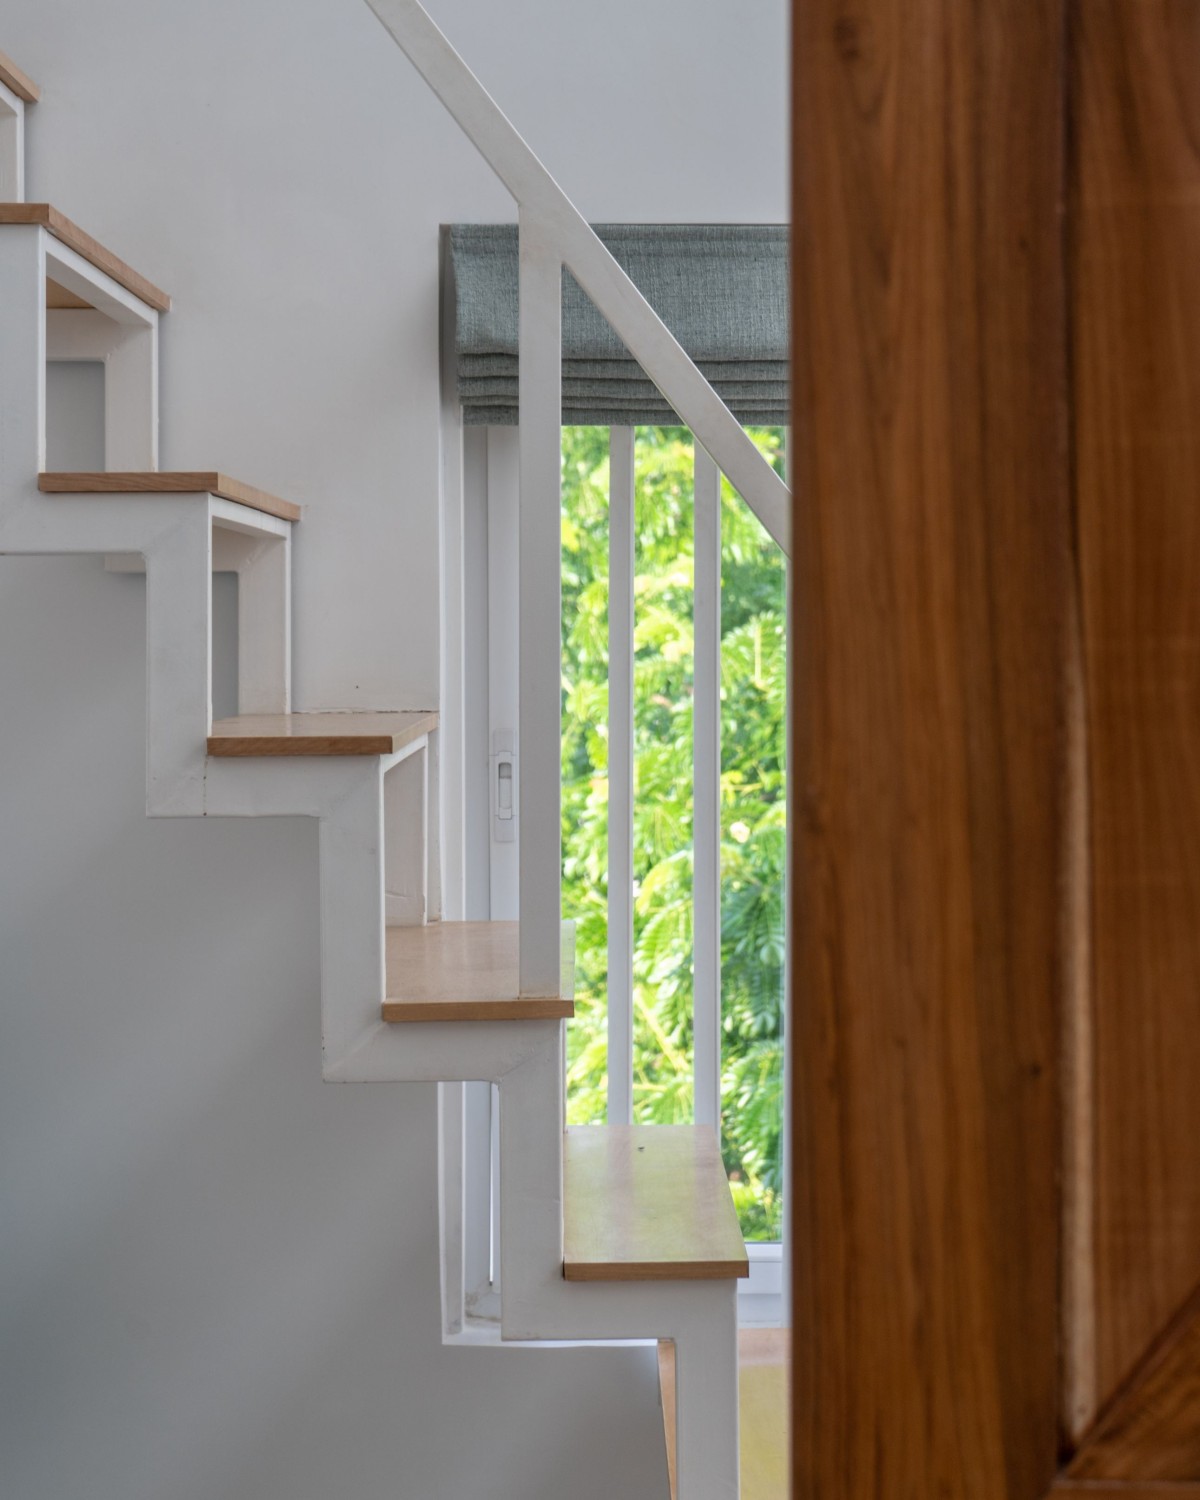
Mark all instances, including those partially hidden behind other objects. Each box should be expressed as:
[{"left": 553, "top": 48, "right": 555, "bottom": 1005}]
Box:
[
  {"left": 563, "top": 1125, "right": 749, "bottom": 1282},
  {"left": 0, "top": 50, "right": 39, "bottom": 102},
  {"left": 40, "top": 472, "right": 300, "bottom": 523},
  {"left": 209, "top": 711, "right": 437, "bottom": 757},
  {"left": 0, "top": 205, "right": 168, "bottom": 310},
  {"left": 382, "top": 921, "right": 575, "bottom": 1022}
]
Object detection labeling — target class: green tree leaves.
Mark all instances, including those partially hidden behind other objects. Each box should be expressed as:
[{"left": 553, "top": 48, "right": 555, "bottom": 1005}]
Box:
[{"left": 561, "top": 425, "right": 786, "bottom": 1241}]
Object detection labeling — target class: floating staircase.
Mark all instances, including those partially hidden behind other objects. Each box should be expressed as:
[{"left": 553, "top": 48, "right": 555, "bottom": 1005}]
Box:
[{"left": 0, "top": 23, "right": 758, "bottom": 1500}]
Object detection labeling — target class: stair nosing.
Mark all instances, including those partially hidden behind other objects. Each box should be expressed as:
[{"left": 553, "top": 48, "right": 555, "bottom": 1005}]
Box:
[{"left": 1, "top": 204, "right": 169, "bottom": 310}]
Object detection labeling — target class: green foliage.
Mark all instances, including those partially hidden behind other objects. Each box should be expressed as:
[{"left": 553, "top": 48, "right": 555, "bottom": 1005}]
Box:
[{"left": 560, "top": 425, "right": 786, "bottom": 1242}]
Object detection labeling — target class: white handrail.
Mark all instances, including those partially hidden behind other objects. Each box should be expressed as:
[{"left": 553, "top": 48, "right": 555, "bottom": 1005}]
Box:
[{"left": 363, "top": 0, "right": 791, "bottom": 555}]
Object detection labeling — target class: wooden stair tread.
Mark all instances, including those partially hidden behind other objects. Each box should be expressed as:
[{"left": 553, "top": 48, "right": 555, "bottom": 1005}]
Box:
[
  {"left": 382, "top": 920, "right": 575, "bottom": 1022},
  {"left": 563, "top": 1125, "right": 749, "bottom": 1282},
  {"left": 40, "top": 472, "right": 300, "bottom": 523},
  {"left": 0, "top": 51, "right": 40, "bottom": 103},
  {"left": 0, "top": 205, "right": 168, "bottom": 310},
  {"left": 209, "top": 711, "right": 437, "bottom": 757}
]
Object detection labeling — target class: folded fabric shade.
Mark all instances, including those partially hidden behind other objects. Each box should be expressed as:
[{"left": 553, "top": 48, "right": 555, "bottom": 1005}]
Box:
[{"left": 449, "top": 224, "right": 789, "bottom": 426}]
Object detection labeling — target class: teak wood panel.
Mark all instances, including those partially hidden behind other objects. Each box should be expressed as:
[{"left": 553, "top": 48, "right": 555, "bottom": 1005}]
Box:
[
  {"left": 39, "top": 473, "right": 301, "bottom": 524},
  {"left": 382, "top": 920, "right": 575, "bottom": 1022},
  {"left": 208, "top": 711, "right": 437, "bottom": 758},
  {"left": 1053, "top": 1488, "right": 1200, "bottom": 1499},
  {"left": 563, "top": 1125, "right": 748, "bottom": 1282},
  {"left": 1071, "top": 0, "right": 1200, "bottom": 1425},
  {"left": 0, "top": 49, "right": 40, "bottom": 102},
  {"left": 0, "top": 206, "right": 170, "bottom": 310},
  {"left": 789, "top": 0, "right": 1069, "bottom": 1496},
  {"left": 1068, "top": 1285, "right": 1200, "bottom": 1482}
]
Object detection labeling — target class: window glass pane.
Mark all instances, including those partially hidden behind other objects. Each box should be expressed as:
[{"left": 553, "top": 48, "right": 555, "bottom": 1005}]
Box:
[
  {"left": 561, "top": 426, "right": 612, "bottom": 1125},
  {"left": 629, "top": 427, "right": 695, "bottom": 1125}
]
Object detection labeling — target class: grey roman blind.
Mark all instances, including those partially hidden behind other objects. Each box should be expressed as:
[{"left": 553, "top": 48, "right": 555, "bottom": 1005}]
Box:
[{"left": 448, "top": 224, "right": 789, "bottom": 427}]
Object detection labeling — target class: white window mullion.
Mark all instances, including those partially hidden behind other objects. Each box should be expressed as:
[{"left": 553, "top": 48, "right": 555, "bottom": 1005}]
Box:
[
  {"left": 693, "top": 445, "right": 722, "bottom": 1130},
  {"left": 607, "top": 426, "right": 636, "bottom": 1126},
  {"left": 517, "top": 210, "right": 563, "bottom": 996}
]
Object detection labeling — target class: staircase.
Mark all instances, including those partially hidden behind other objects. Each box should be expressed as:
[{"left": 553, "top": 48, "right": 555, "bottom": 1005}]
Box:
[{"left": 0, "top": 12, "right": 783, "bottom": 1496}]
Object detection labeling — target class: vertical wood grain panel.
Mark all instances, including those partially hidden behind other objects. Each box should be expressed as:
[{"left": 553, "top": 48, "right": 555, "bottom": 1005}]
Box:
[
  {"left": 789, "top": 1, "right": 1070, "bottom": 1494},
  {"left": 1073, "top": 0, "right": 1200, "bottom": 1414}
]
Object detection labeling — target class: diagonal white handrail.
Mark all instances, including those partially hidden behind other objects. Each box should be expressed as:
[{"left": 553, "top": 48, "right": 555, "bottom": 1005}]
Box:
[{"left": 363, "top": 0, "right": 791, "bottom": 554}]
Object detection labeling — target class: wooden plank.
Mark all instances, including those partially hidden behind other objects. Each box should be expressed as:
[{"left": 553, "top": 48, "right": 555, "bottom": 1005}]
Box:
[
  {"left": 0, "top": 206, "right": 168, "bottom": 311},
  {"left": 39, "top": 472, "right": 300, "bottom": 523},
  {"left": 382, "top": 920, "right": 575, "bottom": 1022},
  {"left": 658, "top": 1341, "right": 678, "bottom": 1500},
  {"left": 208, "top": 711, "right": 437, "bottom": 758},
  {"left": 563, "top": 1125, "right": 748, "bottom": 1282},
  {"left": 46, "top": 277, "right": 92, "bottom": 310},
  {"left": 0, "top": 49, "right": 40, "bottom": 102},
  {"left": 1054, "top": 1488, "right": 1200, "bottom": 1498},
  {"left": 1071, "top": 0, "right": 1200, "bottom": 1419},
  {"left": 1067, "top": 1283, "right": 1200, "bottom": 1482},
  {"left": 789, "top": 0, "right": 1069, "bottom": 1497}
]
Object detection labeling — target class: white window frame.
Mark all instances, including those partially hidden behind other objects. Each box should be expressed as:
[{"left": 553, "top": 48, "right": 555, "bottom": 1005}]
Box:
[{"left": 437, "top": 342, "right": 787, "bottom": 1333}]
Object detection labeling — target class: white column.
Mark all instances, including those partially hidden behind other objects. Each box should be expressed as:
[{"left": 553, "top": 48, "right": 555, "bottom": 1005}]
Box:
[
  {"left": 0, "top": 83, "right": 25, "bottom": 202},
  {"left": 607, "top": 426, "right": 635, "bottom": 1125},
  {"left": 235, "top": 531, "right": 292, "bottom": 714},
  {"left": 693, "top": 447, "right": 722, "bottom": 1128},
  {"left": 318, "top": 761, "right": 388, "bottom": 1072},
  {"left": 0, "top": 226, "right": 46, "bottom": 503},
  {"left": 675, "top": 1286, "right": 740, "bottom": 1500},
  {"left": 487, "top": 427, "right": 520, "bottom": 920},
  {"left": 517, "top": 209, "right": 563, "bottom": 997},
  {"left": 383, "top": 739, "right": 429, "bottom": 926},
  {"left": 143, "top": 504, "right": 212, "bottom": 817},
  {"left": 104, "top": 325, "right": 159, "bottom": 470}
]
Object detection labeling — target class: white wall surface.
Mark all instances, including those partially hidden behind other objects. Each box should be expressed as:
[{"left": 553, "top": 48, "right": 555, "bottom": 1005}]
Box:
[{"left": 0, "top": 2, "right": 787, "bottom": 1496}]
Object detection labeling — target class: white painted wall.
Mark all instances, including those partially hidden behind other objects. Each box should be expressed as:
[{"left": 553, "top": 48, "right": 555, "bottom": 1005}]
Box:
[{"left": 0, "top": 2, "right": 787, "bottom": 1496}]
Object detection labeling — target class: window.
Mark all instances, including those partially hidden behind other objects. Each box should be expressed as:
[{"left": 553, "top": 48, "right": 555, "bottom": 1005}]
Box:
[
  {"left": 560, "top": 425, "right": 787, "bottom": 1248},
  {"left": 440, "top": 223, "right": 789, "bottom": 1332},
  {"left": 446, "top": 423, "right": 787, "bottom": 1332}
]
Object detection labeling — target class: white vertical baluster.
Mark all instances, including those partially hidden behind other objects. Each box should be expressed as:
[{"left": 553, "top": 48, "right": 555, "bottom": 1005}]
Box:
[
  {"left": 518, "top": 210, "right": 563, "bottom": 997},
  {"left": 607, "top": 426, "right": 635, "bottom": 1125},
  {"left": 693, "top": 446, "right": 722, "bottom": 1129}
]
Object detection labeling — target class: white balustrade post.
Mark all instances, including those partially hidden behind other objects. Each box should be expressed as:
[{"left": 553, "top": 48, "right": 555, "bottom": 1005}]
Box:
[
  {"left": 517, "top": 210, "right": 563, "bottom": 997},
  {"left": 693, "top": 448, "right": 722, "bottom": 1128},
  {"left": 607, "top": 426, "right": 635, "bottom": 1125}
]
